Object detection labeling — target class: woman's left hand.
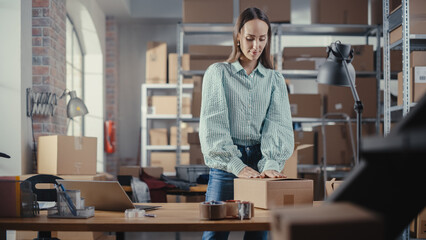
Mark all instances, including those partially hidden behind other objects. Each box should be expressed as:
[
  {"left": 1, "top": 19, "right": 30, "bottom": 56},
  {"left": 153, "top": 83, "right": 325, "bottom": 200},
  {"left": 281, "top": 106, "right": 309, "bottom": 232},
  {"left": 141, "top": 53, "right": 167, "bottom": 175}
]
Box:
[{"left": 260, "top": 170, "right": 286, "bottom": 178}]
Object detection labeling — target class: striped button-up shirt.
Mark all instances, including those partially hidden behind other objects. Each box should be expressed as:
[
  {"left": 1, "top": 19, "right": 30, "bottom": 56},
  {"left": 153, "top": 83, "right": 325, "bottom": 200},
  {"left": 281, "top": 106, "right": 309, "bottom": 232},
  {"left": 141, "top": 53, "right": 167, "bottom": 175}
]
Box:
[{"left": 199, "top": 60, "right": 294, "bottom": 176}]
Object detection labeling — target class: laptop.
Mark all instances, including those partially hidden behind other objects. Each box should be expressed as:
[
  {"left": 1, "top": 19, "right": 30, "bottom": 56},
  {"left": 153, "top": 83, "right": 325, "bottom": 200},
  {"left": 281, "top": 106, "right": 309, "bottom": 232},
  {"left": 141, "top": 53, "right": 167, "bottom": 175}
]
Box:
[{"left": 56, "top": 180, "right": 161, "bottom": 212}]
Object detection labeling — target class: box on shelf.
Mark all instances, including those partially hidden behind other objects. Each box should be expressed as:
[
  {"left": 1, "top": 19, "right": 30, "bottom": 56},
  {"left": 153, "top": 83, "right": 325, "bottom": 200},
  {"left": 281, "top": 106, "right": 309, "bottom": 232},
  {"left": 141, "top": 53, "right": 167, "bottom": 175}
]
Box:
[
  {"left": 149, "top": 128, "right": 168, "bottom": 145},
  {"left": 325, "top": 178, "right": 343, "bottom": 197},
  {"left": 283, "top": 47, "right": 327, "bottom": 59},
  {"left": 191, "top": 76, "right": 203, "bottom": 118},
  {"left": 188, "top": 132, "right": 200, "bottom": 144},
  {"left": 378, "top": 49, "right": 402, "bottom": 72},
  {"left": 311, "top": 0, "right": 368, "bottom": 24},
  {"left": 239, "top": 0, "right": 291, "bottom": 23},
  {"left": 37, "top": 135, "right": 97, "bottom": 175},
  {"left": 146, "top": 42, "right": 167, "bottom": 84},
  {"left": 150, "top": 152, "right": 189, "bottom": 173},
  {"left": 410, "top": 51, "right": 426, "bottom": 67},
  {"left": 294, "top": 130, "right": 316, "bottom": 164},
  {"left": 234, "top": 178, "right": 313, "bottom": 209},
  {"left": 318, "top": 77, "right": 377, "bottom": 118},
  {"left": 283, "top": 60, "right": 316, "bottom": 70},
  {"left": 390, "top": 20, "right": 426, "bottom": 45},
  {"left": 397, "top": 67, "right": 426, "bottom": 105},
  {"left": 410, "top": 207, "right": 426, "bottom": 239},
  {"left": 188, "top": 45, "right": 231, "bottom": 71},
  {"left": 283, "top": 144, "right": 314, "bottom": 177},
  {"left": 271, "top": 203, "right": 383, "bottom": 240},
  {"left": 175, "top": 164, "right": 209, "bottom": 183},
  {"left": 148, "top": 96, "right": 177, "bottom": 114},
  {"left": 170, "top": 126, "right": 194, "bottom": 146},
  {"left": 183, "top": 0, "right": 233, "bottom": 23},
  {"left": 189, "top": 143, "right": 204, "bottom": 165},
  {"left": 289, "top": 94, "right": 322, "bottom": 118},
  {"left": 168, "top": 53, "right": 191, "bottom": 84},
  {"left": 352, "top": 45, "right": 374, "bottom": 72}
]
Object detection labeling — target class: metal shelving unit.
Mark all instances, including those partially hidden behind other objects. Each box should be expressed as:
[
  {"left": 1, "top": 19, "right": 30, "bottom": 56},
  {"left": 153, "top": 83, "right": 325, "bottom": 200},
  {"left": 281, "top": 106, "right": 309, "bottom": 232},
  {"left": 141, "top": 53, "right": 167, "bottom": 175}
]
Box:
[
  {"left": 383, "top": 0, "right": 426, "bottom": 136},
  {"left": 140, "top": 83, "right": 194, "bottom": 167}
]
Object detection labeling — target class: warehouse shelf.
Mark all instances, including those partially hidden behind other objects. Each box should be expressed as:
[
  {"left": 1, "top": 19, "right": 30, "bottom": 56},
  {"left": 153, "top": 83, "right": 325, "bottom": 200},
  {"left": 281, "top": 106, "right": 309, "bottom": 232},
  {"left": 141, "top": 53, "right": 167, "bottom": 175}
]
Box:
[
  {"left": 144, "top": 83, "right": 194, "bottom": 90},
  {"left": 389, "top": 35, "right": 426, "bottom": 50},
  {"left": 276, "top": 23, "right": 378, "bottom": 36},
  {"left": 147, "top": 114, "right": 193, "bottom": 120},
  {"left": 297, "top": 164, "right": 352, "bottom": 174}
]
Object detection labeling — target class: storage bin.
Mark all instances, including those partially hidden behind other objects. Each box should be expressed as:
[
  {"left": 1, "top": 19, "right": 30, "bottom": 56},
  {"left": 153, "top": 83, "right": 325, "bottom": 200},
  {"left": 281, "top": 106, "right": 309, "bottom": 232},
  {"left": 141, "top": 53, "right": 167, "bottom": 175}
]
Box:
[{"left": 175, "top": 165, "right": 209, "bottom": 183}]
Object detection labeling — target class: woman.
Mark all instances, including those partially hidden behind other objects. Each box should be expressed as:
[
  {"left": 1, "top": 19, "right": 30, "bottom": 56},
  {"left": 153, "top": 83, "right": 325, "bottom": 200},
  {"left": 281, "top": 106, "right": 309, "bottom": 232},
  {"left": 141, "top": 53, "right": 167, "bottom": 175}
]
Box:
[{"left": 199, "top": 7, "right": 294, "bottom": 240}]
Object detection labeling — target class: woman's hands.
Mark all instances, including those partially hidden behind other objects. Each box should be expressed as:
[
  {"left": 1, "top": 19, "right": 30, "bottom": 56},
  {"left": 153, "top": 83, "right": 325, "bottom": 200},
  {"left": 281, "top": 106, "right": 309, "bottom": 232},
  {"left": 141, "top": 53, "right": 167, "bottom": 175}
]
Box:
[
  {"left": 238, "top": 166, "right": 261, "bottom": 178},
  {"left": 260, "top": 170, "right": 286, "bottom": 178},
  {"left": 238, "top": 167, "right": 287, "bottom": 179}
]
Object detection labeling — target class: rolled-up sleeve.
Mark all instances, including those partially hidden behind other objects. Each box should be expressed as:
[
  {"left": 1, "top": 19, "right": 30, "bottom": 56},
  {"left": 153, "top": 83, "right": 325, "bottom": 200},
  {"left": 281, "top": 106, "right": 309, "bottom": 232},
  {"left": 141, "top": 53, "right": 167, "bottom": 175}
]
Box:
[
  {"left": 258, "top": 72, "right": 294, "bottom": 173},
  {"left": 199, "top": 64, "right": 247, "bottom": 176}
]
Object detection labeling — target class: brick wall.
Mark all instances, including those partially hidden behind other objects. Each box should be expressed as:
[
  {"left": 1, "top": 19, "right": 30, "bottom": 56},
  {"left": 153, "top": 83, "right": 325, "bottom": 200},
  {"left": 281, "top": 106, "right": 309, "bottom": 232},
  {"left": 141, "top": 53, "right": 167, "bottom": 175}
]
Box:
[
  {"left": 32, "top": 0, "right": 67, "bottom": 172},
  {"left": 105, "top": 16, "right": 120, "bottom": 174}
]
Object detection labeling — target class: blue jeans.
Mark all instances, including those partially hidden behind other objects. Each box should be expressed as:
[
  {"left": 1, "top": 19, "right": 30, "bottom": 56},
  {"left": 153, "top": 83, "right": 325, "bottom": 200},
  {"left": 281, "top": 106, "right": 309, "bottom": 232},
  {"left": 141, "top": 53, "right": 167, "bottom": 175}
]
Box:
[{"left": 202, "top": 144, "right": 268, "bottom": 240}]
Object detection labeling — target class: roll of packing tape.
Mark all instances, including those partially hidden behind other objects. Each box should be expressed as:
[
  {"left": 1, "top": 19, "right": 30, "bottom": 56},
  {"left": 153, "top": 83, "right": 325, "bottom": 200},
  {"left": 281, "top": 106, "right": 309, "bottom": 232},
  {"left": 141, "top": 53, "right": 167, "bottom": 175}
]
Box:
[
  {"left": 225, "top": 200, "right": 240, "bottom": 218},
  {"left": 237, "top": 201, "right": 254, "bottom": 219},
  {"left": 199, "top": 201, "right": 226, "bottom": 220}
]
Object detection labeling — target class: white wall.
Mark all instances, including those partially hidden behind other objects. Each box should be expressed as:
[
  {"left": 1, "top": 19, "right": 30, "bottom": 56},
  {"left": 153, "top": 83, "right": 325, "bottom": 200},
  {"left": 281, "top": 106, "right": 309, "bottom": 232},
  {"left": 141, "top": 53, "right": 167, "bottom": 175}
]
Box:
[{"left": 0, "top": 0, "right": 32, "bottom": 176}]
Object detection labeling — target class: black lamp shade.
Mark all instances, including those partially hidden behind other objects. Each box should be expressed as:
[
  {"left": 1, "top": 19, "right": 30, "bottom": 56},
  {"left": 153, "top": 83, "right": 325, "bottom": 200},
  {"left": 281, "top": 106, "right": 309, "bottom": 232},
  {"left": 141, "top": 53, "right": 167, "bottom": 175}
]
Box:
[{"left": 317, "top": 42, "right": 356, "bottom": 87}]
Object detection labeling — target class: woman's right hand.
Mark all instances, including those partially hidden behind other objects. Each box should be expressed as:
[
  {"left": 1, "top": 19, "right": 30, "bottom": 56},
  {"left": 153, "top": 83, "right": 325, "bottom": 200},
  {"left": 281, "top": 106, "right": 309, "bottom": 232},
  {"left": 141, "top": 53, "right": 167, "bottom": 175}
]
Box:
[{"left": 237, "top": 166, "right": 261, "bottom": 178}]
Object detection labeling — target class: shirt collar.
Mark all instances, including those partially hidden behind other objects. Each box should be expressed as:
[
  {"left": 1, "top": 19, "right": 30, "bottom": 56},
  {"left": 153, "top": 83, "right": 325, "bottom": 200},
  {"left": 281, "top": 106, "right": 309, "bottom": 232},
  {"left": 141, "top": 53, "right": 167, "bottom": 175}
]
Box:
[{"left": 231, "top": 60, "right": 266, "bottom": 77}]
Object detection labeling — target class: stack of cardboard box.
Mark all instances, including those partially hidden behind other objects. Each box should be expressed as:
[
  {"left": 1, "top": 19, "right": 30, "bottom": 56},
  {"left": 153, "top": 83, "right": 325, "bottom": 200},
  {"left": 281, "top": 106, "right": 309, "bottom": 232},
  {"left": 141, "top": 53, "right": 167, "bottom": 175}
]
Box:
[
  {"left": 397, "top": 52, "right": 426, "bottom": 105},
  {"left": 150, "top": 152, "right": 190, "bottom": 173}
]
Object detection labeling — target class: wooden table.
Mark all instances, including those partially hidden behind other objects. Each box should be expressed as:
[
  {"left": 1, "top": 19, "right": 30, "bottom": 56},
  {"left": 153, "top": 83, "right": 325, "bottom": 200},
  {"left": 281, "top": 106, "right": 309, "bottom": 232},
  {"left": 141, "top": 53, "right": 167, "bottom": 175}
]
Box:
[{"left": 0, "top": 203, "right": 271, "bottom": 240}]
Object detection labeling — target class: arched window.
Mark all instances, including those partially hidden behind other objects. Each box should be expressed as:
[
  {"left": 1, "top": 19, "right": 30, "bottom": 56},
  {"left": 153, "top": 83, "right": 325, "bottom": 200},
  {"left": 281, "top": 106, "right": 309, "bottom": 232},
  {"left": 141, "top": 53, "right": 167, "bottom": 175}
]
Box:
[{"left": 66, "top": 15, "right": 84, "bottom": 136}]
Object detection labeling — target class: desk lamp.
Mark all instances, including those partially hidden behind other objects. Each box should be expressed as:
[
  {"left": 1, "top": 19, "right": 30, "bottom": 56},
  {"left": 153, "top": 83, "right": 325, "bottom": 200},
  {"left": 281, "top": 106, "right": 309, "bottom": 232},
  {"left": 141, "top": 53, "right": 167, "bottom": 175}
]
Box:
[
  {"left": 60, "top": 90, "right": 89, "bottom": 119},
  {"left": 317, "top": 41, "right": 363, "bottom": 165}
]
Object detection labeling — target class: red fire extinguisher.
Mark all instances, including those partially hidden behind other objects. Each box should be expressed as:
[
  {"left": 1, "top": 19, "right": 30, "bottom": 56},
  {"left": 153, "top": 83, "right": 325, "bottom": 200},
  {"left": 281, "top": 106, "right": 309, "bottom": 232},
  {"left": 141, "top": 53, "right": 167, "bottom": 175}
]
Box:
[{"left": 104, "top": 120, "right": 116, "bottom": 154}]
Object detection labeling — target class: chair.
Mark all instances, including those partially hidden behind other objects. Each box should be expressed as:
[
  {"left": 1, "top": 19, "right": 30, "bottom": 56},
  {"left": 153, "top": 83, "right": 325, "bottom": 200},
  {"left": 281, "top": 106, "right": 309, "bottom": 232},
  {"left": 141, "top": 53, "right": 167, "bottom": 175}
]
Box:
[{"left": 24, "top": 174, "right": 63, "bottom": 240}]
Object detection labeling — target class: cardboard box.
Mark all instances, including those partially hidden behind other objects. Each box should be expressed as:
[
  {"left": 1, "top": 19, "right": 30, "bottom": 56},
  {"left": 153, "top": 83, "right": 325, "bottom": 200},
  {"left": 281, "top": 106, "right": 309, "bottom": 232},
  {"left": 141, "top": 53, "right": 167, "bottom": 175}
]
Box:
[
  {"left": 191, "top": 76, "right": 203, "bottom": 117},
  {"left": 188, "top": 132, "right": 200, "bottom": 144},
  {"left": 281, "top": 144, "right": 298, "bottom": 178},
  {"left": 411, "top": 207, "right": 426, "bottom": 239},
  {"left": 239, "top": 0, "right": 291, "bottom": 23},
  {"left": 149, "top": 128, "right": 168, "bottom": 145},
  {"left": 183, "top": 0, "right": 233, "bottom": 23},
  {"left": 148, "top": 96, "right": 177, "bottom": 114},
  {"left": 311, "top": 0, "right": 368, "bottom": 24},
  {"left": 298, "top": 145, "right": 315, "bottom": 165},
  {"left": 234, "top": 178, "right": 313, "bottom": 209},
  {"left": 397, "top": 67, "right": 426, "bottom": 105},
  {"left": 20, "top": 173, "right": 110, "bottom": 181},
  {"left": 170, "top": 126, "right": 194, "bottom": 146},
  {"left": 118, "top": 166, "right": 141, "bottom": 178},
  {"left": 411, "top": 51, "right": 426, "bottom": 67},
  {"left": 150, "top": 152, "right": 189, "bottom": 173},
  {"left": 325, "top": 178, "right": 343, "bottom": 197},
  {"left": 189, "top": 144, "right": 204, "bottom": 165},
  {"left": 283, "top": 47, "right": 327, "bottom": 59},
  {"left": 168, "top": 53, "right": 190, "bottom": 84},
  {"left": 37, "top": 135, "right": 97, "bottom": 175},
  {"left": 379, "top": 49, "right": 402, "bottom": 72},
  {"left": 318, "top": 77, "right": 378, "bottom": 118},
  {"left": 294, "top": 131, "right": 315, "bottom": 145},
  {"left": 271, "top": 203, "right": 383, "bottom": 240},
  {"left": 390, "top": 21, "right": 426, "bottom": 45},
  {"left": 142, "top": 167, "right": 163, "bottom": 179},
  {"left": 352, "top": 45, "right": 374, "bottom": 72},
  {"left": 146, "top": 42, "right": 167, "bottom": 84},
  {"left": 16, "top": 231, "right": 109, "bottom": 240},
  {"left": 188, "top": 45, "right": 231, "bottom": 70},
  {"left": 283, "top": 60, "right": 316, "bottom": 70},
  {"left": 289, "top": 94, "right": 322, "bottom": 118}
]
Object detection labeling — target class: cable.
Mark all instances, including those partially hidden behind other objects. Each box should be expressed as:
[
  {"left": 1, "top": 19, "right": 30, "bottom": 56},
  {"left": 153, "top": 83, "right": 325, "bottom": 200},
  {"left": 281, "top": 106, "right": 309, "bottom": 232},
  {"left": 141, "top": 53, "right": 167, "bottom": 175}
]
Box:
[{"left": 31, "top": 115, "right": 37, "bottom": 173}]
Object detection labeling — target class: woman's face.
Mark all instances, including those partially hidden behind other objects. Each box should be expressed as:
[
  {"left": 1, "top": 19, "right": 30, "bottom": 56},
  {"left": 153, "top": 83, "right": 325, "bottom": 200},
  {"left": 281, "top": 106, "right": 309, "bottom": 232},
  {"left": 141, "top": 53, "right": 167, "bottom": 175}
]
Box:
[{"left": 238, "top": 19, "right": 268, "bottom": 62}]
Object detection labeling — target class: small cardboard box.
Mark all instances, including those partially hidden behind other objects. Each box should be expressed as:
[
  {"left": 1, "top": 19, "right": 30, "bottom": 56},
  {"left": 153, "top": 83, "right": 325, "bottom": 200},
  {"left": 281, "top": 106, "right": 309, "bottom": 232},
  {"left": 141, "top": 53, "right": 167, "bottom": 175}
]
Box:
[
  {"left": 239, "top": 0, "right": 291, "bottom": 23},
  {"left": 183, "top": 0, "right": 233, "bottom": 23},
  {"left": 325, "top": 178, "right": 343, "bottom": 197},
  {"left": 411, "top": 51, "right": 426, "bottom": 67},
  {"left": 146, "top": 42, "right": 167, "bottom": 84},
  {"left": 168, "top": 53, "right": 190, "bottom": 84},
  {"left": 411, "top": 207, "right": 426, "bottom": 239},
  {"left": 352, "top": 45, "right": 374, "bottom": 72},
  {"left": 189, "top": 144, "right": 204, "bottom": 165},
  {"left": 38, "top": 135, "right": 97, "bottom": 175},
  {"left": 150, "top": 152, "right": 189, "bottom": 173},
  {"left": 188, "top": 132, "right": 200, "bottom": 144},
  {"left": 314, "top": 124, "right": 353, "bottom": 166},
  {"left": 397, "top": 67, "right": 426, "bottom": 105},
  {"left": 271, "top": 203, "right": 384, "bottom": 240},
  {"left": 283, "top": 59, "right": 316, "bottom": 70},
  {"left": 142, "top": 167, "right": 163, "bottom": 179},
  {"left": 234, "top": 178, "right": 313, "bottom": 209},
  {"left": 170, "top": 126, "right": 194, "bottom": 146},
  {"left": 289, "top": 94, "right": 322, "bottom": 118},
  {"left": 149, "top": 128, "right": 168, "bottom": 145},
  {"left": 298, "top": 145, "right": 315, "bottom": 165},
  {"left": 390, "top": 20, "right": 426, "bottom": 45},
  {"left": 148, "top": 96, "right": 177, "bottom": 114},
  {"left": 118, "top": 166, "right": 141, "bottom": 178}
]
